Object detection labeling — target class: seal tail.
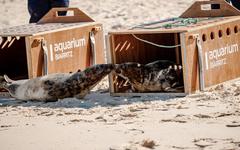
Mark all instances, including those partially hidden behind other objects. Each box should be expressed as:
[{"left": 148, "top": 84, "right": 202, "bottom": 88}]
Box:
[
  {"left": 3, "top": 75, "right": 14, "bottom": 83},
  {"left": 0, "top": 75, "right": 7, "bottom": 89}
]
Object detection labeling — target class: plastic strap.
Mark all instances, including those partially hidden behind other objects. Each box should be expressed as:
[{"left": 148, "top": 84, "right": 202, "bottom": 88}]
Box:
[
  {"left": 90, "top": 31, "right": 96, "bottom": 65},
  {"left": 41, "top": 39, "right": 48, "bottom": 75},
  {"left": 196, "top": 34, "right": 205, "bottom": 91}
]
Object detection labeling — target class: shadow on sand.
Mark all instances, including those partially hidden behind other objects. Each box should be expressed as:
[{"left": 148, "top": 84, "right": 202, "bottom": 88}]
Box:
[{"left": 0, "top": 90, "right": 179, "bottom": 109}]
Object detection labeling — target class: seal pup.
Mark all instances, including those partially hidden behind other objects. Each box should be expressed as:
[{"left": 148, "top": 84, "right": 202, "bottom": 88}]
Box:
[
  {"left": 114, "top": 60, "right": 183, "bottom": 92},
  {"left": 0, "top": 64, "right": 114, "bottom": 102}
]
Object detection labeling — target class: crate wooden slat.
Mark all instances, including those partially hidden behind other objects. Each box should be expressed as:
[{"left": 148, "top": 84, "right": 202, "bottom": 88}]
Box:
[{"left": 0, "top": 22, "right": 93, "bottom": 36}]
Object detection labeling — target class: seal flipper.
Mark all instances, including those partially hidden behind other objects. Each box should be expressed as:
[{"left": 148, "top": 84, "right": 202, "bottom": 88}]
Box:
[
  {"left": 3, "top": 75, "right": 14, "bottom": 83},
  {"left": 74, "top": 89, "right": 89, "bottom": 99},
  {"left": 164, "top": 86, "right": 184, "bottom": 92},
  {"left": 0, "top": 75, "right": 19, "bottom": 98},
  {"left": 0, "top": 75, "right": 12, "bottom": 90},
  {"left": 0, "top": 76, "right": 7, "bottom": 88}
]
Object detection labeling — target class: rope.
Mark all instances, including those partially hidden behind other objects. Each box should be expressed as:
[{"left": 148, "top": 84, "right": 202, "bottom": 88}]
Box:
[
  {"left": 131, "top": 34, "right": 181, "bottom": 49},
  {"left": 131, "top": 17, "right": 213, "bottom": 29},
  {"left": 162, "top": 18, "right": 199, "bottom": 29}
]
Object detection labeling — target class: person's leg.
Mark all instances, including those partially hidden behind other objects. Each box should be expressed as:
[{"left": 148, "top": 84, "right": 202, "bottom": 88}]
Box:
[
  {"left": 28, "top": 0, "right": 51, "bottom": 23},
  {"left": 50, "top": 0, "right": 70, "bottom": 16},
  {"left": 231, "top": 0, "right": 240, "bottom": 10}
]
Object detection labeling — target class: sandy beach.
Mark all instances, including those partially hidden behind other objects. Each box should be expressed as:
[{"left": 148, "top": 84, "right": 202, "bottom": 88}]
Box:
[{"left": 0, "top": 0, "right": 240, "bottom": 150}]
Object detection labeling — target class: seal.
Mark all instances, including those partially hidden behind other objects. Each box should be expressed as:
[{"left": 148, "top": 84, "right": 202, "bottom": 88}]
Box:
[
  {"left": 0, "top": 64, "right": 114, "bottom": 102},
  {"left": 114, "top": 60, "right": 184, "bottom": 92}
]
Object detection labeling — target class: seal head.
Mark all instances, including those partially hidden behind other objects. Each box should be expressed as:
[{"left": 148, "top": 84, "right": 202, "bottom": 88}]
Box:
[{"left": 114, "top": 60, "right": 183, "bottom": 92}]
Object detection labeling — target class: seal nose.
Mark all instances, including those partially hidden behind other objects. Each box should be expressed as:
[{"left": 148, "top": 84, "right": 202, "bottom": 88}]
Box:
[
  {"left": 0, "top": 76, "right": 6, "bottom": 83},
  {"left": 0, "top": 76, "right": 7, "bottom": 88}
]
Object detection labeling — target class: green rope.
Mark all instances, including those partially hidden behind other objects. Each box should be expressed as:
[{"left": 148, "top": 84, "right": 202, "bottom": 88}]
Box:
[
  {"left": 162, "top": 18, "right": 199, "bottom": 29},
  {"left": 130, "top": 17, "right": 177, "bottom": 30},
  {"left": 131, "top": 17, "right": 215, "bottom": 29}
]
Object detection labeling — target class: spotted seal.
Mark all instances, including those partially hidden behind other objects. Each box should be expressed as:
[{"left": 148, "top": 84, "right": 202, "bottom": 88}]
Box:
[
  {"left": 0, "top": 64, "right": 114, "bottom": 102},
  {"left": 114, "top": 60, "right": 184, "bottom": 92}
]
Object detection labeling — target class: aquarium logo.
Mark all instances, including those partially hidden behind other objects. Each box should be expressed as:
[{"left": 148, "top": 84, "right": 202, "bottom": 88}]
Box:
[{"left": 48, "top": 38, "right": 86, "bottom": 61}]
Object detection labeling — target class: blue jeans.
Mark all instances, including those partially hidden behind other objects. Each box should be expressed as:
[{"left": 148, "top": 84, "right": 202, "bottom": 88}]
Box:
[
  {"left": 231, "top": 0, "right": 240, "bottom": 10},
  {"left": 226, "top": 0, "right": 240, "bottom": 10},
  {"left": 28, "top": 0, "right": 69, "bottom": 23}
]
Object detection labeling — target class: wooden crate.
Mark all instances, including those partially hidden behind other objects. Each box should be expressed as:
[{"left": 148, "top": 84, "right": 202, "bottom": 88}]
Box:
[
  {"left": 0, "top": 8, "right": 104, "bottom": 80},
  {"left": 107, "top": 0, "right": 240, "bottom": 96}
]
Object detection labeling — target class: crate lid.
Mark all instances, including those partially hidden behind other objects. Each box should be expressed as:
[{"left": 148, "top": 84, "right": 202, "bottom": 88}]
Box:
[
  {"left": 0, "top": 7, "right": 97, "bottom": 36},
  {"left": 38, "top": 7, "right": 94, "bottom": 23},
  {"left": 109, "top": 16, "right": 240, "bottom": 34},
  {"left": 180, "top": 0, "right": 240, "bottom": 18},
  {"left": 0, "top": 22, "right": 98, "bottom": 36}
]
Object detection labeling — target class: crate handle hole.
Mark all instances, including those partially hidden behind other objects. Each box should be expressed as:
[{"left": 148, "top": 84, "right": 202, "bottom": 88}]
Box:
[
  {"left": 200, "top": 3, "right": 220, "bottom": 11},
  {"left": 56, "top": 10, "right": 74, "bottom": 17},
  {"left": 202, "top": 34, "right": 207, "bottom": 42},
  {"left": 218, "top": 30, "right": 223, "bottom": 38},
  {"left": 211, "top": 4, "right": 220, "bottom": 10},
  {"left": 234, "top": 25, "right": 239, "bottom": 34},
  {"left": 210, "top": 32, "right": 215, "bottom": 40},
  {"left": 226, "top": 28, "right": 231, "bottom": 36}
]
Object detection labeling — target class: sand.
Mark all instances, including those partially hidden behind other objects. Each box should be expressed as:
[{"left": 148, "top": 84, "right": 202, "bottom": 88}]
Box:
[{"left": 0, "top": 0, "right": 240, "bottom": 150}]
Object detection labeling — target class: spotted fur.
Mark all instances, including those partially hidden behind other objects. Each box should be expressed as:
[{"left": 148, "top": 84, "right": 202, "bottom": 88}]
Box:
[
  {"left": 114, "top": 60, "right": 184, "bottom": 92},
  {"left": 0, "top": 64, "right": 114, "bottom": 101}
]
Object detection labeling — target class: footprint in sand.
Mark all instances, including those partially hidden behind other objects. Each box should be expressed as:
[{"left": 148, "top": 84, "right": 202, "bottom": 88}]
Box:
[
  {"left": 193, "top": 114, "right": 213, "bottom": 119},
  {"left": 160, "top": 119, "right": 187, "bottom": 123},
  {"left": 193, "top": 138, "right": 240, "bottom": 149},
  {"left": 0, "top": 124, "right": 15, "bottom": 131},
  {"left": 226, "top": 121, "right": 240, "bottom": 128},
  {"left": 193, "top": 138, "right": 217, "bottom": 148},
  {"left": 0, "top": 124, "right": 13, "bottom": 128},
  {"left": 127, "top": 128, "right": 144, "bottom": 134}
]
